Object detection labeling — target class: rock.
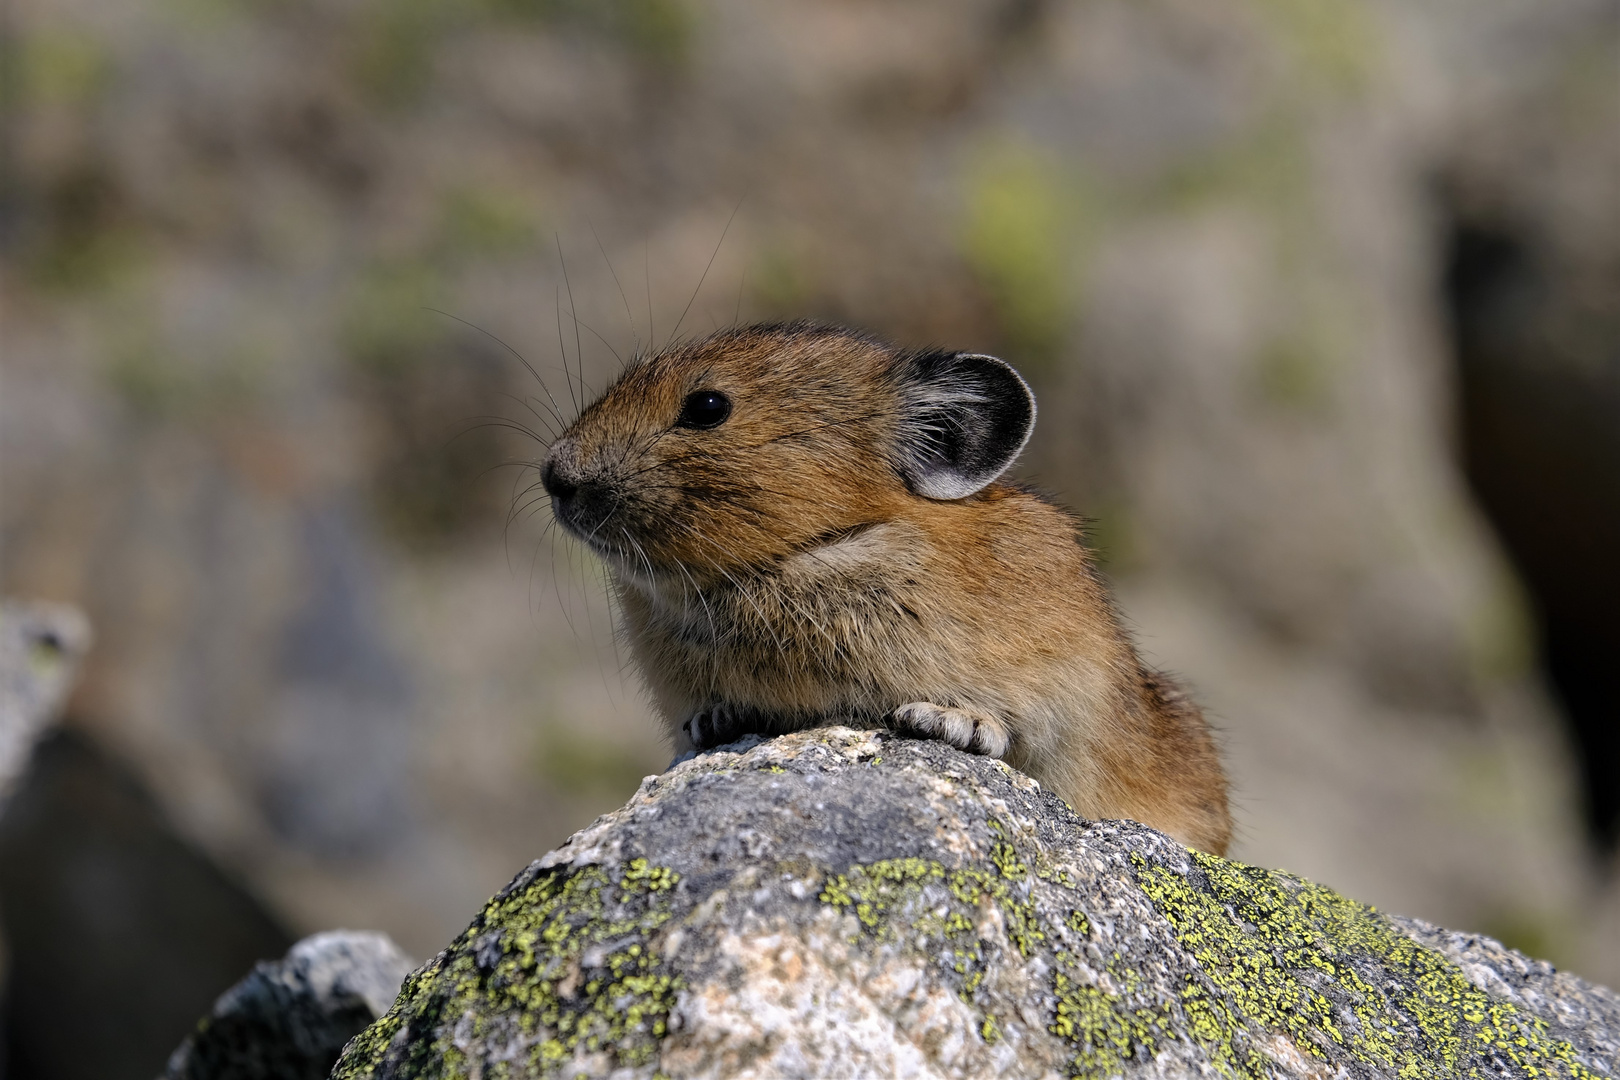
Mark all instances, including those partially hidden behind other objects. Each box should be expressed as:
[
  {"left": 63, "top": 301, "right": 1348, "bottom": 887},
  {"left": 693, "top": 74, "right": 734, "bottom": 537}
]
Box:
[
  {"left": 332, "top": 728, "right": 1619, "bottom": 1079},
  {"left": 0, "top": 599, "right": 91, "bottom": 802},
  {"left": 165, "top": 930, "right": 417, "bottom": 1080}
]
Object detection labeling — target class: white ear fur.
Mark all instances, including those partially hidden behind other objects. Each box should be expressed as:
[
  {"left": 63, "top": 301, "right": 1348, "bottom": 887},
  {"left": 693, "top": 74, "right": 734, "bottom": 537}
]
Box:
[{"left": 893, "top": 351, "right": 1036, "bottom": 500}]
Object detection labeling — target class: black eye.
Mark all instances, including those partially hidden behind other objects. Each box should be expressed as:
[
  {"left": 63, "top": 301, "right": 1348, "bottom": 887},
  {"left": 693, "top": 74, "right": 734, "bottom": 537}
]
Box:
[{"left": 675, "top": 389, "right": 732, "bottom": 430}]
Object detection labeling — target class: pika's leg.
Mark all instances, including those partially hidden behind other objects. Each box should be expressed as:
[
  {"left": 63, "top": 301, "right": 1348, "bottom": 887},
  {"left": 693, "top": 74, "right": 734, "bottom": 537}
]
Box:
[
  {"left": 890, "top": 703, "right": 1011, "bottom": 758},
  {"left": 684, "top": 702, "right": 763, "bottom": 750}
]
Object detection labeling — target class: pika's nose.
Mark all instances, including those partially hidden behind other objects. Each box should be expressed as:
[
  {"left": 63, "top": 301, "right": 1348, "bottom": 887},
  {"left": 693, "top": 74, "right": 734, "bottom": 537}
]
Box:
[{"left": 540, "top": 458, "right": 577, "bottom": 503}]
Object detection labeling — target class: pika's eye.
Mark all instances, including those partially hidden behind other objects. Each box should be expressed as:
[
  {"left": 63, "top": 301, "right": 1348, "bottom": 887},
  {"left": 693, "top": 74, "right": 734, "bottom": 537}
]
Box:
[{"left": 675, "top": 389, "right": 732, "bottom": 430}]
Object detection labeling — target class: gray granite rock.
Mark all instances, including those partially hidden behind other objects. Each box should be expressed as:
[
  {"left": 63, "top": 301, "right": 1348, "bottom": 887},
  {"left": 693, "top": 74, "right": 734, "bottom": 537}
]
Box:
[
  {"left": 1395, "top": 917, "right": 1620, "bottom": 1076},
  {"left": 165, "top": 930, "right": 416, "bottom": 1080},
  {"left": 331, "top": 727, "right": 1620, "bottom": 1079}
]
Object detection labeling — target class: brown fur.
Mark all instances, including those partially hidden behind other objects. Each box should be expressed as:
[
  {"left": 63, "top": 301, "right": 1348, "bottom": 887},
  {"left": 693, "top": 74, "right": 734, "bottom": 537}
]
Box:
[{"left": 540, "top": 322, "right": 1232, "bottom": 853}]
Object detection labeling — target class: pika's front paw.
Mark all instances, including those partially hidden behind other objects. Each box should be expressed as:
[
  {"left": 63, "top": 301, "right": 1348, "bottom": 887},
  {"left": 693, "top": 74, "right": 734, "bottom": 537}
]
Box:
[
  {"left": 683, "top": 702, "right": 761, "bottom": 750},
  {"left": 890, "top": 702, "right": 1011, "bottom": 758}
]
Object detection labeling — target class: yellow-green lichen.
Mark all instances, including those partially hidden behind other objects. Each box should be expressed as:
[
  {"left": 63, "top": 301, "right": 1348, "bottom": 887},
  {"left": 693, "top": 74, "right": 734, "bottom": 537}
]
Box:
[
  {"left": 620, "top": 858, "right": 678, "bottom": 892},
  {"left": 1049, "top": 970, "right": 1194, "bottom": 1079},
  {"left": 819, "top": 855, "right": 990, "bottom": 1011},
  {"left": 816, "top": 825, "right": 1048, "bottom": 1033},
  {"left": 333, "top": 805, "right": 1602, "bottom": 1080},
  {"left": 333, "top": 861, "right": 682, "bottom": 1079},
  {"left": 818, "top": 831, "right": 1602, "bottom": 1080},
  {"left": 814, "top": 831, "right": 1198, "bottom": 1074},
  {"left": 1134, "top": 851, "right": 1603, "bottom": 1080}
]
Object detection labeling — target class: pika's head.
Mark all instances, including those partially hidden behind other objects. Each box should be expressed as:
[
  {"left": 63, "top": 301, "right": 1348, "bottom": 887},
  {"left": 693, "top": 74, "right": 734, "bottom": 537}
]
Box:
[{"left": 540, "top": 322, "right": 1034, "bottom": 583}]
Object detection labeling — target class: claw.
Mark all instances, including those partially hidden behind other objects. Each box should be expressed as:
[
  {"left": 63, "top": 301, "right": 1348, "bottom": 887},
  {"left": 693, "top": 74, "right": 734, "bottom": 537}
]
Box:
[
  {"left": 684, "top": 702, "right": 760, "bottom": 750},
  {"left": 891, "top": 702, "right": 1010, "bottom": 758}
]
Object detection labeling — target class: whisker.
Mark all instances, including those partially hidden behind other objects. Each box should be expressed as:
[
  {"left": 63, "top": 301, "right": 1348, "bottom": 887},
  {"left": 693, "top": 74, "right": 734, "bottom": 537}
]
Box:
[
  {"left": 510, "top": 494, "right": 556, "bottom": 530},
  {"left": 557, "top": 235, "right": 591, "bottom": 402},
  {"left": 596, "top": 539, "right": 626, "bottom": 698},
  {"left": 591, "top": 219, "right": 641, "bottom": 365},
  {"left": 424, "top": 307, "right": 568, "bottom": 429},
  {"left": 555, "top": 283, "right": 579, "bottom": 417},
  {"left": 671, "top": 556, "right": 721, "bottom": 683},
  {"left": 495, "top": 391, "right": 564, "bottom": 438},
  {"left": 462, "top": 415, "right": 554, "bottom": 447},
  {"left": 644, "top": 241, "right": 655, "bottom": 346},
  {"left": 475, "top": 459, "right": 543, "bottom": 487},
  {"left": 572, "top": 311, "right": 624, "bottom": 369},
  {"left": 536, "top": 511, "right": 578, "bottom": 642},
  {"left": 668, "top": 198, "right": 742, "bottom": 348},
  {"left": 654, "top": 516, "right": 791, "bottom": 656}
]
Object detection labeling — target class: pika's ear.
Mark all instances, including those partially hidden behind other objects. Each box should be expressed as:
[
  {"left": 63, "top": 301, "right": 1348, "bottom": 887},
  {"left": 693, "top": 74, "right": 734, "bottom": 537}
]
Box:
[{"left": 892, "top": 351, "right": 1036, "bottom": 500}]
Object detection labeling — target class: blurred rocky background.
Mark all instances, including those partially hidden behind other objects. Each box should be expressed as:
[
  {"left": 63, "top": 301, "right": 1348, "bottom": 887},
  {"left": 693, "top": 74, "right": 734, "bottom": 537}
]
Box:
[{"left": 1, "top": 0, "right": 1616, "bottom": 1075}]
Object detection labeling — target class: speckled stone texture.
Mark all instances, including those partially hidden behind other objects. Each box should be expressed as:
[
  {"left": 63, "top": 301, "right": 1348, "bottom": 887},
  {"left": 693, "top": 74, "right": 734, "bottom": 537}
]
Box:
[
  {"left": 334, "top": 728, "right": 1620, "bottom": 1079},
  {"left": 166, "top": 930, "right": 417, "bottom": 1080}
]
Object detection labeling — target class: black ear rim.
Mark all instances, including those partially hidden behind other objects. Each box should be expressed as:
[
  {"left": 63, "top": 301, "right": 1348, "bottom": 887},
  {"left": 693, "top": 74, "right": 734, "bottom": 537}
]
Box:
[{"left": 895, "top": 350, "right": 1037, "bottom": 501}]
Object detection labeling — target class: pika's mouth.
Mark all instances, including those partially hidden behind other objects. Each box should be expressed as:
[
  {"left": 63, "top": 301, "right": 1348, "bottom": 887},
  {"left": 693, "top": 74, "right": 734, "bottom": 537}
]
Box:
[
  {"left": 540, "top": 455, "right": 624, "bottom": 550},
  {"left": 547, "top": 489, "right": 668, "bottom": 585},
  {"left": 549, "top": 494, "right": 623, "bottom": 554}
]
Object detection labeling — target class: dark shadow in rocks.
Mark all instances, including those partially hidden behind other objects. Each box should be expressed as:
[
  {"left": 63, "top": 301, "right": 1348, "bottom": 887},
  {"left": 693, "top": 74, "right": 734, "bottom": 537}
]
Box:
[
  {"left": 1444, "top": 219, "right": 1620, "bottom": 860},
  {"left": 0, "top": 727, "right": 293, "bottom": 1080}
]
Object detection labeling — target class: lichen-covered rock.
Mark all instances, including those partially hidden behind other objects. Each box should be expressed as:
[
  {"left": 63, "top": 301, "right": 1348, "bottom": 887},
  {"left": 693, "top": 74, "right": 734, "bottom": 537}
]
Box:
[
  {"left": 166, "top": 930, "right": 416, "bottom": 1080},
  {"left": 333, "top": 728, "right": 1619, "bottom": 1079}
]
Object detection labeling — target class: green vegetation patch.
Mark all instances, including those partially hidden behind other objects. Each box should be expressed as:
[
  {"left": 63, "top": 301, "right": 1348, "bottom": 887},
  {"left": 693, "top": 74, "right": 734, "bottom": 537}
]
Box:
[
  {"left": 333, "top": 860, "right": 682, "bottom": 1079},
  {"left": 959, "top": 142, "right": 1087, "bottom": 370},
  {"left": 487, "top": 0, "right": 693, "bottom": 67},
  {"left": 1250, "top": 0, "right": 1381, "bottom": 96},
  {"left": 533, "top": 725, "right": 653, "bottom": 798},
  {"left": 436, "top": 186, "right": 539, "bottom": 260},
  {"left": 4, "top": 29, "right": 112, "bottom": 109}
]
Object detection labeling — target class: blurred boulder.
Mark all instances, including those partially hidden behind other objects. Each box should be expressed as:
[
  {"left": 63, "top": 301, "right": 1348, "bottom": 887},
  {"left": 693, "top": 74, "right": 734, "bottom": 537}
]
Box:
[
  {"left": 166, "top": 930, "right": 416, "bottom": 1080},
  {"left": 0, "top": 600, "right": 91, "bottom": 800},
  {"left": 333, "top": 728, "right": 1619, "bottom": 1079}
]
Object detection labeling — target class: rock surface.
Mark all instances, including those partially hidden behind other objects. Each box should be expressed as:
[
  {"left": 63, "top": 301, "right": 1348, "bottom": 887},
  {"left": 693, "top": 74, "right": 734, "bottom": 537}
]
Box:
[
  {"left": 166, "top": 930, "right": 416, "bottom": 1080},
  {"left": 332, "top": 728, "right": 1619, "bottom": 1079}
]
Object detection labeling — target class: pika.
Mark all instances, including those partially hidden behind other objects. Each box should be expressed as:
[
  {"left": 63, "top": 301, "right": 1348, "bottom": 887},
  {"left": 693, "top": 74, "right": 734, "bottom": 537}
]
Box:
[{"left": 540, "top": 322, "right": 1231, "bottom": 854}]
